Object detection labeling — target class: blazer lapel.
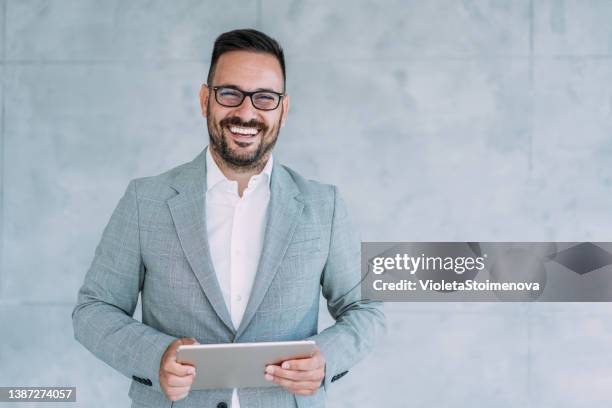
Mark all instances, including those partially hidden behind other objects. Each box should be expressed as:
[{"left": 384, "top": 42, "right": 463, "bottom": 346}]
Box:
[
  {"left": 236, "top": 162, "right": 304, "bottom": 339},
  {"left": 167, "top": 149, "right": 235, "bottom": 334}
]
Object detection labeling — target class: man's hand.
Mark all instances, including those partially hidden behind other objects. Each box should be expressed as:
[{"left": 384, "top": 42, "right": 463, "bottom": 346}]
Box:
[
  {"left": 264, "top": 347, "right": 325, "bottom": 396},
  {"left": 159, "top": 337, "right": 199, "bottom": 402}
]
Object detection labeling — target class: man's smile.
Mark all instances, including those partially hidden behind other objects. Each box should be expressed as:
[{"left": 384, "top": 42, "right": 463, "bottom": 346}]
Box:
[
  {"left": 226, "top": 125, "right": 261, "bottom": 143},
  {"left": 228, "top": 125, "right": 259, "bottom": 135}
]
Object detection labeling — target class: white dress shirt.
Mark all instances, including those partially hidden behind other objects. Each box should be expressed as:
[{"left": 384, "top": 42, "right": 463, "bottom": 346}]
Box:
[{"left": 205, "top": 147, "right": 273, "bottom": 408}]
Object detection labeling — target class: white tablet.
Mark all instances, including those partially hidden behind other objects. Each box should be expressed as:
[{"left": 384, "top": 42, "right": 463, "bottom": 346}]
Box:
[{"left": 176, "top": 340, "right": 317, "bottom": 390}]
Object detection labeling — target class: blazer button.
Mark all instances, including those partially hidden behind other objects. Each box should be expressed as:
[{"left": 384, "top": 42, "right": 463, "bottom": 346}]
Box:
[{"left": 217, "top": 402, "right": 228, "bottom": 408}]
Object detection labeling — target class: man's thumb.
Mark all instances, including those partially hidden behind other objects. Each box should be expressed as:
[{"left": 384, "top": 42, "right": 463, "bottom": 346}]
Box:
[{"left": 180, "top": 337, "right": 200, "bottom": 346}]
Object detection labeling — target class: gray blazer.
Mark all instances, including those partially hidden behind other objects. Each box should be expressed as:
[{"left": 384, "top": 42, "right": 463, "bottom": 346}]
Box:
[{"left": 72, "top": 148, "right": 386, "bottom": 408}]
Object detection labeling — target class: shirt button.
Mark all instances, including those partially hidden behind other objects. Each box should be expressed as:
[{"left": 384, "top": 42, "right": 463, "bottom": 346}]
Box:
[{"left": 236, "top": 295, "right": 242, "bottom": 302}]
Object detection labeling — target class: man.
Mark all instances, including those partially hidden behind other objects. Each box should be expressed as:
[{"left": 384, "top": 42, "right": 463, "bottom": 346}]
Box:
[{"left": 72, "top": 29, "right": 385, "bottom": 408}]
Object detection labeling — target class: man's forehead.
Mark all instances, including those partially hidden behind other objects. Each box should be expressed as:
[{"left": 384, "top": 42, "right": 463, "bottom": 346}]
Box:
[{"left": 212, "top": 51, "right": 284, "bottom": 92}]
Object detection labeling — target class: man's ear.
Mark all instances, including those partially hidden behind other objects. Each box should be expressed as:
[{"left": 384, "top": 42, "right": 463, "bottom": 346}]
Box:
[
  {"left": 280, "top": 94, "right": 290, "bottom": 128},
  {"left": 199, "top": 84, "right": 209, "bottom": 118}
]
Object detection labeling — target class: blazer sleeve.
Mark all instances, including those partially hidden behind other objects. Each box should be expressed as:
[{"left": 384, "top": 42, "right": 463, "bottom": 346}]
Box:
[
  {"left": 71, "top": 179, "right": 178, "bottom": 393},
  {"left": 307, "top": 185, "right": 387, "bottom": 390}
]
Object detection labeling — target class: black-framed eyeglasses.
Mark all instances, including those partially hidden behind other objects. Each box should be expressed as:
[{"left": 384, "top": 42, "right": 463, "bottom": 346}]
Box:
[{"left": 210, "top": 86, "right": 285, "bottom": 111}]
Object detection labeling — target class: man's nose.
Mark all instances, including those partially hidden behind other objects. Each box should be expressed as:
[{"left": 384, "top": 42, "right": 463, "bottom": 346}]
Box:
[{"left": 232, "top": 95, "right": 260, "bottom": 121}]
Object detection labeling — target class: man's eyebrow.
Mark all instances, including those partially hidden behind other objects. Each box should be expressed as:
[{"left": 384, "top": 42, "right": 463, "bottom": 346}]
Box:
[
  {"left": 254, "top": 87, "right": 282, "bottom": 93},
  {"left": 215, "top": 84, "right": 283, "bottom": 93}
]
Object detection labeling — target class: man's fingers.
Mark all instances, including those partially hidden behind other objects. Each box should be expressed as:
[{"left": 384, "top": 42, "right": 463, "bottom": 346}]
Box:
[
  {"left": 279, "top": 355, "right": 321, "bottom": 371},
  {"left": 267, "top": 374, "right": 320, "bottom": 393},
  {"left": 264, "top": 362, "right": 323, "bottom": 396},
  {"left": 164, "top": 337, "right": 199, "bottom": 377},
  {"left": 265, "top": 365, "right": 321, "bottom": 381},
  {"left": 165, "top": 360, "right": 196, "bottom": 377},
  {"left": 166, "top": 373, "right": 196, "bottom": 387},
  {"left": 160, "top": 337, "right": 200, "bottom": 402}
]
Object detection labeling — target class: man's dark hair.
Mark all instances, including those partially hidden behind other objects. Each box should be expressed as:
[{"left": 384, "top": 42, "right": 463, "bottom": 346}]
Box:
[{"left": 207, "top": 29, "right": 286, "bottom": 90}]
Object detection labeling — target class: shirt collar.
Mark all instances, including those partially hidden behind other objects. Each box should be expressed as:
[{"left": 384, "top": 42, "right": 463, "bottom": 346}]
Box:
[{"left": 205, "top": 146, "right": 273, "bottom": 193}]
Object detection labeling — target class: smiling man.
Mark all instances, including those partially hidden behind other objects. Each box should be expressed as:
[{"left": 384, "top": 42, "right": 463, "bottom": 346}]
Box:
[{"left": 72, "top": 29, "right": 386, "bottom": 408}]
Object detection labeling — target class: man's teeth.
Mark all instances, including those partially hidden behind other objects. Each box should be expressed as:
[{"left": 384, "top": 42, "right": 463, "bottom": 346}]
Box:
[{"left": 229, "top": 126, "right": 259, "bottom": 135}]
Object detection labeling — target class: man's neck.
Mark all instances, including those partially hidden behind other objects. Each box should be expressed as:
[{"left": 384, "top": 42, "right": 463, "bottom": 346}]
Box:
[{"left": 210, "top": 149, "right": 269, "bottom": 197}]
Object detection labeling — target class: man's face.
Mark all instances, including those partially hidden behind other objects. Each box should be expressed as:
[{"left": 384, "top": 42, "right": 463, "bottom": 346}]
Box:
[{"left": 200, "top": 50, "right": 289, "bottom": 171}]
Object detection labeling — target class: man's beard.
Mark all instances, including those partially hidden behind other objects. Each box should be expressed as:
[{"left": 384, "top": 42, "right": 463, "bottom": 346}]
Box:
[{"left": 207, "top": 105, "right": 281, "bottom": 172}]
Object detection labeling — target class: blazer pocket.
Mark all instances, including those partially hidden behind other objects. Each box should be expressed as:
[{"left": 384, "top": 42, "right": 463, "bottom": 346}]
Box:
[{"left": 284, "top": 236, "right": 321, "bottom": 259}]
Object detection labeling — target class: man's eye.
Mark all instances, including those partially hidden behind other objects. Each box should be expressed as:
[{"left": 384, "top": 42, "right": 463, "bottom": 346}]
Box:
[
  {"left": 219, "top": 89, "right": 241, "bottom": 97},
  {"left": 254, "top": 93, "right": 275, "bottom": 101}
]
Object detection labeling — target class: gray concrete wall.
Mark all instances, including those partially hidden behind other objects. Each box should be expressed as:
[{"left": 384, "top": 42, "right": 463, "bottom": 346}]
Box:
[{"left": 1, "top": 1, "right": 612, "bottom": 407}]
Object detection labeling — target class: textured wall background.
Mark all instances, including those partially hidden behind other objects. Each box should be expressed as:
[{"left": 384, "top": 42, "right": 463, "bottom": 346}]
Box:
[{"left": 1, "top": 0, "right": 612, "bottom": 407}]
